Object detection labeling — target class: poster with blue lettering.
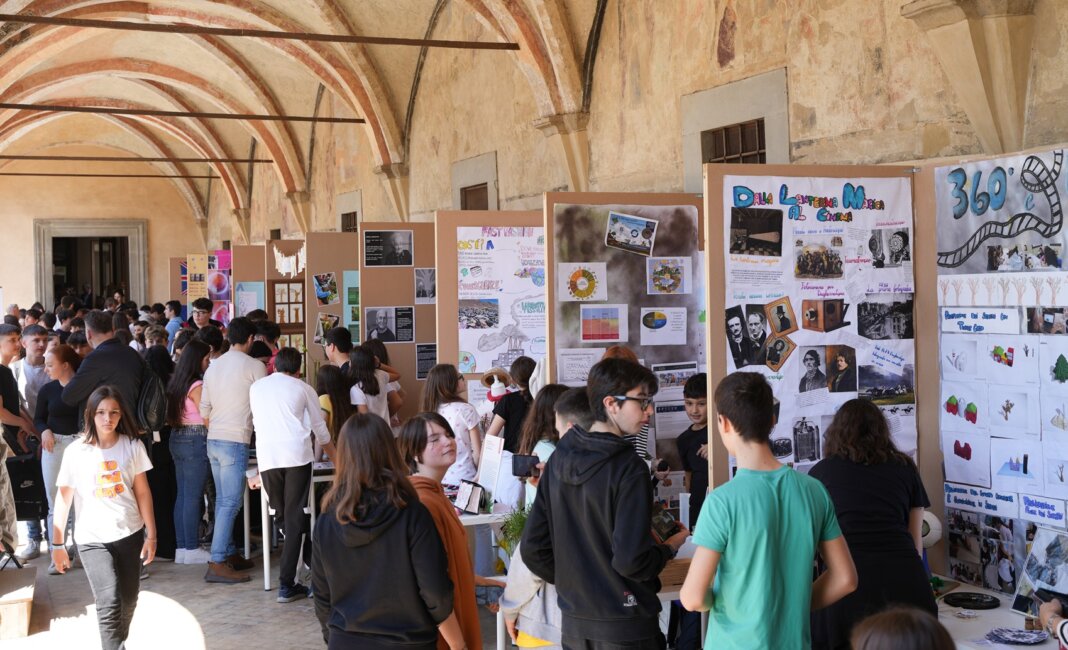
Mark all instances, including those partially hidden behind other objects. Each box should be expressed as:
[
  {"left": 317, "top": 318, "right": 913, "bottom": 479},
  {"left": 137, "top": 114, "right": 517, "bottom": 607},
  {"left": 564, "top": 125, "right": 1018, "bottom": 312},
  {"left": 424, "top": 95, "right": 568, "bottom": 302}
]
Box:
[
  {"left": 456, "top": 226, "right": 546, "bottom": 374},
  {"left": 722, "top": 174, "right": 917, "bottom": 474}
]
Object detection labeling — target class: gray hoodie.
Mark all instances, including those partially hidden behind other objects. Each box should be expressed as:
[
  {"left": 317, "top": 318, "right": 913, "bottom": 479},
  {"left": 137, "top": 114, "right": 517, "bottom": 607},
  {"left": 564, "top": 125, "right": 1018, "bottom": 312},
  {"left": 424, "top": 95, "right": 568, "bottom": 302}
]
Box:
[{"left": 499, "top": 542, "right": 562, "bottom": 647}]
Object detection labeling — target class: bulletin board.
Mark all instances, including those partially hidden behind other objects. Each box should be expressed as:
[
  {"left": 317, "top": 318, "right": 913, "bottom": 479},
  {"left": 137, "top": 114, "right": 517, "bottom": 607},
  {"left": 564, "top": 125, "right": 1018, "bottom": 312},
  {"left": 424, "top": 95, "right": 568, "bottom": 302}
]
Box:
[
  {"left": 231, "top": 245, "right": 266, "bottom": 317},
  {"left": 265, "top": 238, "right": 307, "bottom": 376},
  {"left": 926, "top": 145, "right": 1068, "bottom": 595},
  {"left": 434, "top": 210, "right": 544, "bottom": 382},
  {"left": 169, "top": 256, "right": 185, "bottom": 304},
  {"left": 304, "top": 232, "right": 359, "bottom": 383},
  {"left": 545, "top": 192, "right": 705, "bottom": 472},
  {"left": 359, "top": 222, "right": 436, "bottom": 422}
]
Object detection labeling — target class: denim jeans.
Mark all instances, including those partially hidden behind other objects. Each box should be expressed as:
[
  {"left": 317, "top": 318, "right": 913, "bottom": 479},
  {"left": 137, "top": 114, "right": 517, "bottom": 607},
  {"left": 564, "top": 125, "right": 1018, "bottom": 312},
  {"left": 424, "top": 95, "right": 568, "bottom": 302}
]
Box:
[
  {"left": 170, "top": 425, "right": 209, "bottom": 551},
  {"left": 207, "top": 439, "right": 248, "bottom": 563},
  {"left": 41, "top": 433, "right": 78, "bottom": 550},
  {"left": 78, "top": 528, "right": 143, "bottom": 650}
]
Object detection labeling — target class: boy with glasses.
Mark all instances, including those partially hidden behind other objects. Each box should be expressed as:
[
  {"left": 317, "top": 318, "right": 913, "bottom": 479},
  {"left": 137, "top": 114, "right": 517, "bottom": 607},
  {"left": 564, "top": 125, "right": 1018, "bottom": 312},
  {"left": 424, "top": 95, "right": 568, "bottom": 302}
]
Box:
[{"left": 522, "top": 358, "right": 690, "bottom": 649}]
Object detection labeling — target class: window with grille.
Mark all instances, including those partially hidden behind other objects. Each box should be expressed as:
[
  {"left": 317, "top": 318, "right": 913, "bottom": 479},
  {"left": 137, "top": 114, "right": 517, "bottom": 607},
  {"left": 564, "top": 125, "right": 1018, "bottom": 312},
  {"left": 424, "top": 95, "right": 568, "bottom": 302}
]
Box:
[
  {"left": 701, "top": 118, "right": 766, "bottom": 164},
  {"left": 341, "top": 211, "right": 359, "bottom": 233},
  {"left": 222, "top": 240, "right": 231, "bottom": 250},
  {"left": 269, "top": 228, "right": 282, "bottom": 240}
]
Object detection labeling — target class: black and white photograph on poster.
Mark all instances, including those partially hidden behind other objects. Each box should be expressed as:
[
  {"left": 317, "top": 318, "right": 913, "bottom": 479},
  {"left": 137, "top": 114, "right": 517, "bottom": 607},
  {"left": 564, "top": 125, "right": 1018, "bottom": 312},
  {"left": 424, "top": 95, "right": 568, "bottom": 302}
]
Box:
[
  {"left": 798, "top": 347, "right": 828, "bottom": 393},
  {"left": 868, "top": 228, "right": 911, "bottom": 268},
  {"left": 365, "top": 306, "right": 414, "bottom": 343},
  {"left": 415, "top": 268, "right": 436, "bottom": 304},
  {"left": 765, "top": 335, "right": 796, "bottom": 372},
  {"left": 729, "top": 207, "right": 783, "bottom": 257},
  {"left": 801, "top": 299, "right": 851, "bottom": 333},
  {"left": 744, "top": 305, "right": 769, "bottom": 364},
  {"left": 769, "top": 436, "right": 793, "bottom": 460},
  {"left": 826, "top": 345, "right": 857, "bottom": 393},
  {"left": 857, "top": 295, "right": 914, "bottom": 340},
  {"left": 794, "top": 237, "right": 845, "bottom": 279},
  {"left": 987, "top": 243, "right": 1062, "bottom": 272},
  {"left": 726, "top": 305, "right": 757, "bottom": 369},
  {"left": 859, "top": 362, "right": 915, "bottom": 405},
  {"left": 605, "top": 210, "right": 657, "bottom": 256},
  {"left": 1027, "top": 307, "right": 1068, "bottom": 334},
  {"left": 764, "top": 297, "right": 798, "bottom": 337},
  {"left": 363, "top": 230, "right": 413, "bottom": 267},
  {"left": 416, "top": 343, "right": 437, "bottom": 380},
  {"left": 792, "top": 416, "right": 821, "bottom": 463}
]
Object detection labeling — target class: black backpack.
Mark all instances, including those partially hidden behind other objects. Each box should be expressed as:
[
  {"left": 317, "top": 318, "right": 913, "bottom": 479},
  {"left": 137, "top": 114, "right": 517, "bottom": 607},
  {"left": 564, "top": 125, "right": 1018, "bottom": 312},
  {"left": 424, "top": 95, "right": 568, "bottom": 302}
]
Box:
[{"left": 137, "top": 356, "right": 167, "bottom": 432}]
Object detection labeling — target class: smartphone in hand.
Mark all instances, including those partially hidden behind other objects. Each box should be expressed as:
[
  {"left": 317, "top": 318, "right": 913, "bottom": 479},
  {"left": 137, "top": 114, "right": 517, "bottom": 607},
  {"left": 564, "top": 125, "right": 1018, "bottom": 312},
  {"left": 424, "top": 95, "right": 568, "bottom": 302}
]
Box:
[{"left": 512, "top": 454, "right": 541, "bottom": 478}]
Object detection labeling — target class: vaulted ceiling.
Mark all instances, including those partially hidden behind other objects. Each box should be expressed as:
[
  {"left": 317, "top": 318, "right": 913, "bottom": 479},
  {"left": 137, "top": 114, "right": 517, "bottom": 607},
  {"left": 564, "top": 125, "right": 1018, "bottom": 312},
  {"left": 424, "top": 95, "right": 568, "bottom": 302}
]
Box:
[{"left": 0, "top": 0, "right": 596, "bottom": 226}]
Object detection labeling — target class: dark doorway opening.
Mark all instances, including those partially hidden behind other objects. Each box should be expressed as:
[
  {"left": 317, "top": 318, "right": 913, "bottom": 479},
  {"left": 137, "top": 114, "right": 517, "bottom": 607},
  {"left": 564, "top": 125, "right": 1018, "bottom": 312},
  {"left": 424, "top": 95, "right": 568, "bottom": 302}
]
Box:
[{"left": 52, "top": 237, "right": 130, "bottom": 309}]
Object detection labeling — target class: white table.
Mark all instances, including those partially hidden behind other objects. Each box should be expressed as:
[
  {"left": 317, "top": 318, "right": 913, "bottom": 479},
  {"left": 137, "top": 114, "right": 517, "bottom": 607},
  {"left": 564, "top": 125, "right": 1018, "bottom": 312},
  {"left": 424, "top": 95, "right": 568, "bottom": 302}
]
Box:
[
  {"left": 937, "top": 581, "right": 1055, "bottom": 649},
  {"left": 259, "top": 469, "right": 334, "bottom": 591}
]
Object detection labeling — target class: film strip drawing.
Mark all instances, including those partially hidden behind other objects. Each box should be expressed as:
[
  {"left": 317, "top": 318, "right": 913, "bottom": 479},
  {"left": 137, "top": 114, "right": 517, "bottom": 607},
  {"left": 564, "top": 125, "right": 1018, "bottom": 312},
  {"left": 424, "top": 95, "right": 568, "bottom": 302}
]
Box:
[{"left": 937, "top": 151, "right": 1063, "bottom": 268}]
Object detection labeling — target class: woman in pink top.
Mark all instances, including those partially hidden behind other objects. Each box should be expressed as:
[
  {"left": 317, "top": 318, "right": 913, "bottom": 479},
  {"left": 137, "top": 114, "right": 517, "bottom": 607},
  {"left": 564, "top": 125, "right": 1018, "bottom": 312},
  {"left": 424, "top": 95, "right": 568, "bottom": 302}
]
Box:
[{"left": 164, "top": 340, "right": 212, "bottom": 564}]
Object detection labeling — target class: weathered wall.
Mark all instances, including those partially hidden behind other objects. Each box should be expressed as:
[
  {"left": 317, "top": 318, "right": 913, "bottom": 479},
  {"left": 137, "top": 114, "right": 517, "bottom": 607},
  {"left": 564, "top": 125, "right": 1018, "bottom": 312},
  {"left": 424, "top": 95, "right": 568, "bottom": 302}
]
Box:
[{"left": 0, "top": 145, "right": 205, "bottom": 307}]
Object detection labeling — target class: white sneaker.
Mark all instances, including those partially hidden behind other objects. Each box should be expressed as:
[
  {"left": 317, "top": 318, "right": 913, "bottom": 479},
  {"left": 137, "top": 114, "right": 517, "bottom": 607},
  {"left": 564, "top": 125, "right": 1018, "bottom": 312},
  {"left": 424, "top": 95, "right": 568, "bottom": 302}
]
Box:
[
  {"left": 183, "top": 547, "right": 212, "bottom": 565},
  {"left": 175, "top": 549, "right": 186, "bottom": 564},
  {"left": 16, "top": 543, "right": 40, "bottom": 561}
]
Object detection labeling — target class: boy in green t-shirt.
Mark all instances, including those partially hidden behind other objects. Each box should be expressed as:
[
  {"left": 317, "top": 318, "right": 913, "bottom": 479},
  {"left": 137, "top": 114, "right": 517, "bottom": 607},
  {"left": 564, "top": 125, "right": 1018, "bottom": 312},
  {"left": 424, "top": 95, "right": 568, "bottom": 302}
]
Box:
[{"left": 680, "top": 372, "right": 857, "bottom": 649}]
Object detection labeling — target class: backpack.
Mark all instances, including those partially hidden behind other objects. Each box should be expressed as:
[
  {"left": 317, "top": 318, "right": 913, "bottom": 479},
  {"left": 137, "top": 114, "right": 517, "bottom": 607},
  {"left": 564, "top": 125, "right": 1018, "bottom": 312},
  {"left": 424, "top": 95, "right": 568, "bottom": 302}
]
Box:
[{"left": 137, "top": 356, "right": 168, "bottom": 432}]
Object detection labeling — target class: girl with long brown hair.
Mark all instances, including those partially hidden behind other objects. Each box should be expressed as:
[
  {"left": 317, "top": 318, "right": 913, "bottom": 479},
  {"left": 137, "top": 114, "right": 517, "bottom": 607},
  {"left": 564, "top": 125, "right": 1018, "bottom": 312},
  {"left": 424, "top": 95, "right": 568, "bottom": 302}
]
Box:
[
  {"left": 311, "top": 413, "right": 464, "bottom": 649},
  {"left": 421, "top": 364, "right": 481, "bottom": 488},
  {"left": 50, "top": 385, "right": 156, "bottom": 650},
  {"left": 809, "top": 398, "right": 935, "bottom": 649},
  {"left": 516, "top": 384, "right": 568, "bottom": 504}
]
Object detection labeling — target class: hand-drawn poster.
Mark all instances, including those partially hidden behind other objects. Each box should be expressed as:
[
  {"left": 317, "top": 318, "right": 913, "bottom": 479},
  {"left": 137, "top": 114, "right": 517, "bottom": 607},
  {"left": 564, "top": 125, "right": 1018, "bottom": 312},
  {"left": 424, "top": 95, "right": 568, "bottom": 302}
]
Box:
[
  {"left": 721, "top": 174, "right": 917, "bottom": 473},
  {"left": 935, "top": 147, "right": 1068, "bottom": 574},
  {"left": 456, "top": 227, "right": 546, "bottom": 373}
]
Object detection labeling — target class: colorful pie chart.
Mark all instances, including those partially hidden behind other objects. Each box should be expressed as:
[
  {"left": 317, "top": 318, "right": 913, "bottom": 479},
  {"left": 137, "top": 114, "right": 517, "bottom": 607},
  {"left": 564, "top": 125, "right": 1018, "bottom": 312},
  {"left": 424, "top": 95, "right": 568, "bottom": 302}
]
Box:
[{"left": 642, "top": 311, "right": 668, "bottom": 329}]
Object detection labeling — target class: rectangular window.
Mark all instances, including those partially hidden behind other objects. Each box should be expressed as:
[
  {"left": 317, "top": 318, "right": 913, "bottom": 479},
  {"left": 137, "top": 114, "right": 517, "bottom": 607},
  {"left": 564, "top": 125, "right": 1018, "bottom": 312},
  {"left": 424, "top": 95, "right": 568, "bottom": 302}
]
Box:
[
  {"left": 269, "top": 228, "right": 282, "bottom": 240},
  {"left": 701, "top": 118, "right": 766, "bottom": 165},
  {"left": 461, "top": 183, "right": 489, "bottom": 210},
  {"left": 341, "top": 211, "right": 359, "bottom": 233},
  {"left": 221, "top": 240, "right": 231, "bottom": 250}
]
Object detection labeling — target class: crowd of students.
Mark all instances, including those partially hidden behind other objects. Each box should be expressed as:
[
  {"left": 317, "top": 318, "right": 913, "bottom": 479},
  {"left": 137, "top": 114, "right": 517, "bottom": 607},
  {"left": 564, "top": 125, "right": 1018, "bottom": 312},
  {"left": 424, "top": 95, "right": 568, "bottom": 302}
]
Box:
[{"left": 0, "top": 290, "right": 964, "bottom": 650}]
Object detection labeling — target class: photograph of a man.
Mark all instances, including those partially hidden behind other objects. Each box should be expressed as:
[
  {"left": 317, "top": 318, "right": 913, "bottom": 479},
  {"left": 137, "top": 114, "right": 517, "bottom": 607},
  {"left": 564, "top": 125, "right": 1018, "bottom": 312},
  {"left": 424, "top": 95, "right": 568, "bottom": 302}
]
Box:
[
  {"left": 367, "top": 308, "right": 396, "bottom": 342},
  {"left": 363, "top": 230, "right": 414, "bottom": 267}
]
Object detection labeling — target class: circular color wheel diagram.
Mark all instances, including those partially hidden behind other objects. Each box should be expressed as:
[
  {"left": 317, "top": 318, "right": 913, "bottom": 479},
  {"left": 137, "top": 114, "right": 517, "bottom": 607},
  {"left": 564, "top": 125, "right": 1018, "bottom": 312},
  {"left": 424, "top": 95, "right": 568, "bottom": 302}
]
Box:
[{"left": 567, "top": 268, "right": 599, "bottom": 300}]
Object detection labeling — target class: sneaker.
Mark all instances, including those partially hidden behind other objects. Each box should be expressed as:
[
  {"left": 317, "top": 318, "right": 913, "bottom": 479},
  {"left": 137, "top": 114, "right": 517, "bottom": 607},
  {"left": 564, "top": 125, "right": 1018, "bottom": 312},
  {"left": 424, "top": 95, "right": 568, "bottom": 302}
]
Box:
[
  {"left": 276, "top": 583, "right": 309, "bottom": 603},
  {"left": 175, "top": 549, "right": 186, "bottom": 564},
  {"left": 16, "top": 543, "right": 40, "bottom": 561},
  {"left": 225, "top": 554, "right": 254, "bottom": 572},
  {"left": 183, "top": 548, "right": 212, "bottom": 565},
  {"left": 205, "top": 561, "right": 250, "bottom": 584}
]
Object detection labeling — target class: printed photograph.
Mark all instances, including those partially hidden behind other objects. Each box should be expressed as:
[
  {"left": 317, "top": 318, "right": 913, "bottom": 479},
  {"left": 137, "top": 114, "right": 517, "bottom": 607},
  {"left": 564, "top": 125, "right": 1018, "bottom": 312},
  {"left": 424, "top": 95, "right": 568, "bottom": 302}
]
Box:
[
  {"left": 794, "top": 238, "right": 844, "bottom": 279},
  {"left": 791, "top": 416, "right": 821, "bottom": 463},
  {"left": 314, "top": 313, "right": 340, "bottom": 345},
  {"left": 798, "top": 346, "right": 828, "bottom": 393},
  {"left": 868, "top": 228, "right": 911, "bottom": 268},
  {"left": 801, "top": 298, "right": 851, "bottom": 334},
  {"left": 415, "top": 268, "right": 436, "bottom": 304},
  {"left": 313, "top": 272, "right": 339, "bottom": 306},
  {"left": 364, "top": 230, "right": 414, "bottom": 267},
  {"left": 459, "top": 298, "right": 500, "bottom": 329},
  {"left": 764, "top": 297, "right": 798, "bottom": 337},
  {"left": 366, "top": 306, "right": 414, "bottom": 344},
  {"left": 605, "top": 210, "right": 658, "bottom": 256},
  {"left": 728, "top": 207, "right": 783, "bottom": 257},
  {"left": 857, "top": 295, "right": 914, "bottom": 340},
  {"left": 859, "top": 362, "right": 915, "bottom": 405},
  {"left": 1027, "top": 307, "right": 1068, "bottom": 334},
  {"left": 764, "top": 335, "right": 795, "bottom": 372},
  {"left": 988, "top": 243, "right": 1062, "bottom": 272},
  {"left": 825, "top": 345, "right": 857, "bottom": 393}
]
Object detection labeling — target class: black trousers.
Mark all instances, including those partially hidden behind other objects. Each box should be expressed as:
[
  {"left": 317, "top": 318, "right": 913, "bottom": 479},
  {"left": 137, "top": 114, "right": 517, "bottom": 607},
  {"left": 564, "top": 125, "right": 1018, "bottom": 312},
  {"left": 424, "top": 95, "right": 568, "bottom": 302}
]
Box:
[
  {"left": 562, "top": 634, "right": 666, "bottom": 650},
  {"left": 78, "top": 528, "right": 143, "bottom": 650},
  {"left": 261, "top": 463, "right": 311, "bottom": 588},
  {"left": 146, "top": 431, "right": 177, "bottom": 559}
]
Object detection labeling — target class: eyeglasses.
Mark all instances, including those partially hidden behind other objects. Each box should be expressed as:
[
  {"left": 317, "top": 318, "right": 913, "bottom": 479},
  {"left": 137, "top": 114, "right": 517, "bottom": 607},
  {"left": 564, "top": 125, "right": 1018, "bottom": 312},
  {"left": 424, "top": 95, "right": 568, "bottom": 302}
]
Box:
[
  {"left": 193, "top": 309, "right": 210, "bottom": 316},
  {"left": 613, "top": 395, "right": 654, "bottom": 410}
]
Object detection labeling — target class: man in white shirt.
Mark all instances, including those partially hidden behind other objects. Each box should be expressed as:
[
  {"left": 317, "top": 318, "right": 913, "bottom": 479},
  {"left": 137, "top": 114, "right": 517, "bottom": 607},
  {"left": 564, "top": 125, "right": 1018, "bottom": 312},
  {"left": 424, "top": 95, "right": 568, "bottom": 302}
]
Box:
[
  {"left": 200, "top": 317, "right": 266, "bottom": 585},
  {"left": 250, "top": 347, "right": 335, "bottom": 602}
]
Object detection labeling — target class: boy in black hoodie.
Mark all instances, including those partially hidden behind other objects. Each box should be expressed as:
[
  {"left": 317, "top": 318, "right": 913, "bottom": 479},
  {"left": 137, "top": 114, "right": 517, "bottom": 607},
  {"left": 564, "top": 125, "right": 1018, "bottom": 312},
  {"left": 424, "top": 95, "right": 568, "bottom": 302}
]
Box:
[{"left": 521, "top": 358, "right": 690, "bottom": 649}]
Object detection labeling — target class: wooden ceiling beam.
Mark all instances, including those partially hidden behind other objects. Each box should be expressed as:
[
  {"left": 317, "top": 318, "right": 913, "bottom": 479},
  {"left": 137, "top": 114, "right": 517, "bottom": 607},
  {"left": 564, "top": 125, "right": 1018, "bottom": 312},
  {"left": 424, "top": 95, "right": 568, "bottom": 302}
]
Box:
[
  {"left": 0, "top": 101, "right": 363, "bottom": 124},
  {"left": 0, "top": 172, "right": 216, "bottom": 178},
  {"left": 0, "top": 13, "right": 520, "bottom": 50}
]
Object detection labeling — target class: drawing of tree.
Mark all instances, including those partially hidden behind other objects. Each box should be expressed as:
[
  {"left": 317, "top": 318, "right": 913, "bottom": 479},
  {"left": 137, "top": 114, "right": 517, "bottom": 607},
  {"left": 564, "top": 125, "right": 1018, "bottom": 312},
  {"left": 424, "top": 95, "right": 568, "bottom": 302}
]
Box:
[
  {"left": 1055, "top": 354, "right": 1068, "bottom": 383},
  {"left": 1031, "top": 276, "right": 1046, "bottom": 303},
  {"left": 1049, "top": 276, "right": 1064, "bottom": 304},
  {"left": 967, "top": 278, "right": 980, "bottom": 305},
  {"left": 999, "top": 278, "right": 1011, "bottom": 303},
  {"left": 1013, "top": 278, "right": 1027, "bottom": 304},
  {"left": 939, "top": 279, "right": 951, "bottom": 304},
  {"left": 983, "top": 277, "right": 997, "bottom": 304},
  {"left": 951, "top": 279, "right": 964, "bottom": 304}
]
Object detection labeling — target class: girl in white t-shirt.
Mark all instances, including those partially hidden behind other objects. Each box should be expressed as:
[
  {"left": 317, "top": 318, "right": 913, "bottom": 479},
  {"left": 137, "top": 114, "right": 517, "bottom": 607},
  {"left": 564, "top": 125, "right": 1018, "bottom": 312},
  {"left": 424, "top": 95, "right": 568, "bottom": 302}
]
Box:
[
  {"left": 348, "top": 346, "right": 395, "bottom": 423},
  {"left": 51, "top": 385, "right": 156, "bottom": 650},
  {"left": 422, "top": 364, "right": 483, "bottom": 488}
]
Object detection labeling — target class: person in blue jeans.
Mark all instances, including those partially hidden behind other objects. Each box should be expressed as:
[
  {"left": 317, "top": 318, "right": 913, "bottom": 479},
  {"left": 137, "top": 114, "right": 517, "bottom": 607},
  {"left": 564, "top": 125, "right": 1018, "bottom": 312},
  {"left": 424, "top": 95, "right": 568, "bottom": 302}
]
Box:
[
  {"left": 165, "top": 340, "right": 213, "bottom": 564},
  {"left": 199, "top": 317, "right": 265, "bottom": 584}
]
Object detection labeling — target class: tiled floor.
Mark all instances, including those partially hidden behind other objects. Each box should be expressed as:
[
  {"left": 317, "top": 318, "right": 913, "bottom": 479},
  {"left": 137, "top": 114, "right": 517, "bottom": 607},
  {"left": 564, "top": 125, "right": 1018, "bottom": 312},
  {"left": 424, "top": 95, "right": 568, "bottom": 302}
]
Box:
[{"left": 8, "top": 545, "right": 501, "bottom": 649}]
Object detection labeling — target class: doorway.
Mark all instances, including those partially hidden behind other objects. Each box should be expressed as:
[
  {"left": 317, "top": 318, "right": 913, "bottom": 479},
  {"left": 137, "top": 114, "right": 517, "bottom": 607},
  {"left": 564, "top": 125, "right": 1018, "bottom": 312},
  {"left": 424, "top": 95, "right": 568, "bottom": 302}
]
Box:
[
  {"left": 34, "top": 219, "right": 148, "bottom": 310},
  {"left": 51, "top": 237, "right": 130, "bottom": 309}
]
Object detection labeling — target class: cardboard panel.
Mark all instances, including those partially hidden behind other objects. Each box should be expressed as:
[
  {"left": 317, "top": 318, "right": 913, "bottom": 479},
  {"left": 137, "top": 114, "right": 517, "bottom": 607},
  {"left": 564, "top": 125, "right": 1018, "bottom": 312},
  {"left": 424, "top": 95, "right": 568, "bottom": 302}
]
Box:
[
  {"left": 304, "top": 232, "right": 359, "bottom": 383},
  {"left": 434, "top": 210, "right": 543, "bottom": 381},
  {"left": 265, "top": 239, "right": 307, "bottom": 375},
  {"left": 360, "top": 222, "right": 436, "bottom": 421}
]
